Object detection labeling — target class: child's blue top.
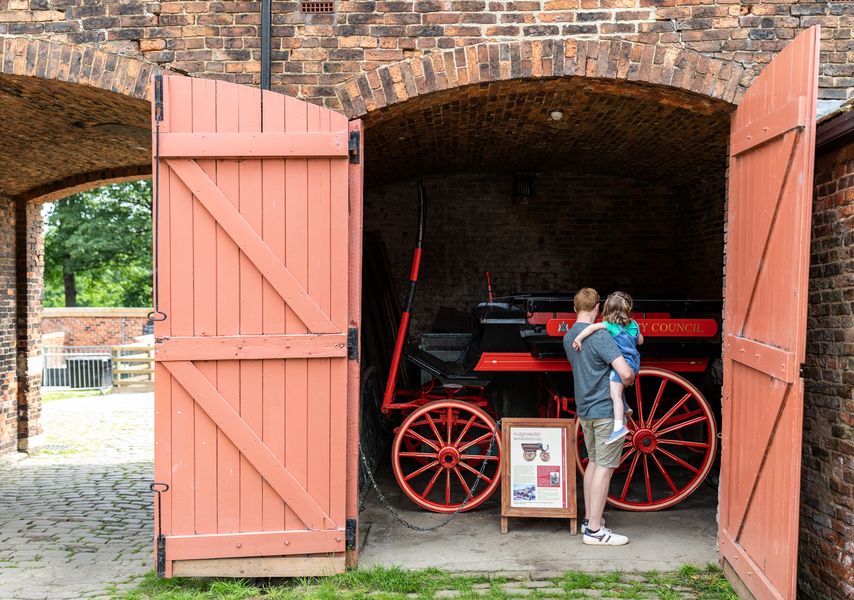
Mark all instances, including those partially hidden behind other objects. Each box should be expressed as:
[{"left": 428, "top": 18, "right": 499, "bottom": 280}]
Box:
[{"left": 604, "top": 320, "right": 641, "bottom": 373}]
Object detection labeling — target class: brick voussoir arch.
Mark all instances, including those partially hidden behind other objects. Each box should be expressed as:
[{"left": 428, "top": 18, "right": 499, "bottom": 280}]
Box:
[
  {"left": 336, "top": 39, "right": 748, "bottom": 119},
  {"left": 0, "top": 36, "right": 161, "bottom": 101}
]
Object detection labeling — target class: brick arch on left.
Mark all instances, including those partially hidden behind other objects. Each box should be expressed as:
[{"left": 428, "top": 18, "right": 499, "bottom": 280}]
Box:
[
  {"left": 0, "top": 38, "right": 160, "bottom": 455},
  {"left": 0, "top": 37, "right": 160, "bottom": 203}
]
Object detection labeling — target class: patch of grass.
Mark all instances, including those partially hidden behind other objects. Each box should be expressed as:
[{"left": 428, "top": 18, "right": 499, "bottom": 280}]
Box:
[
  {"left": 115, "top": 564, "right": 737, "bottom": 600},
  {"left": 42, "top": 389, "right": 109, "bottom": 403}
]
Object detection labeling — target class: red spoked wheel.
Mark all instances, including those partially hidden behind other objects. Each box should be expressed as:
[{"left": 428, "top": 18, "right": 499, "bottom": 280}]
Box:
[
  {"left": 575, "top": 367, "right": 717, "bottom": 511},
  {"left": 392, "top": 400, "right": 502, "bottom": 513}
]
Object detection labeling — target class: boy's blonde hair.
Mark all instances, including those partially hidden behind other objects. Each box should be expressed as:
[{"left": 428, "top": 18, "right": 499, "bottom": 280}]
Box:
[
  {"left": 573, "top": 288, "right": 600, "bottom": 313},
  {"left": 603, "top": 291, "right": 633, "bottom": 326}
]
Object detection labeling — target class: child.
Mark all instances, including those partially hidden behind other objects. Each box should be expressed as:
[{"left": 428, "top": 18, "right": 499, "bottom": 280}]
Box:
[{"left": 572, "top": 291, "right": 643, "bottom": 444}]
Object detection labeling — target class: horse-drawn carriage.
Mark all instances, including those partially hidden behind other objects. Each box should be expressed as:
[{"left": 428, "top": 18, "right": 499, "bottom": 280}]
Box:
[{"left": 379, "top": 185, "right": 721, "bottom": 514}]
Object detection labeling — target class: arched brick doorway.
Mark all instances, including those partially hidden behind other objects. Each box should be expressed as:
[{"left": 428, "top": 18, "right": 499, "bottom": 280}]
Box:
[
  {"left": 0, "top": 37, "right": 159, "bottom": 452},
  {"left": 348, "top": 40, "right": 737, "bottom": 559}
]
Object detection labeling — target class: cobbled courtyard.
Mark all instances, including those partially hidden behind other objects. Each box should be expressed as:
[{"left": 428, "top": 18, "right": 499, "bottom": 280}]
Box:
[{"left": 0, "top": 392, "right": 153, "bottom": 600}]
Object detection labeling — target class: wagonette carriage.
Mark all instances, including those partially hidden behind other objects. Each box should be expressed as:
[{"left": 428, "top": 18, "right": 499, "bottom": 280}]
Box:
[{"left": 381, "top": 185, "right": 722, "bottom": 513}]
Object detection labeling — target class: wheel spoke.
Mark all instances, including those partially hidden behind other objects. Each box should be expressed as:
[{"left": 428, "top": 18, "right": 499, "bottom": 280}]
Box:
[
  {"left": 458, "top": 459, "right": 493, "bottom": 483},
  {"left": 651, "top": 393, "right": 692, "bottom": 433},
  {"left": 657, "top": 446, "right": 701, "bottom": 474},
  {"left": 642, "top": 454, "right": 653, "bottom": 504},
  {"left": 422, "top": 466, "right": 443, "bottom": 496},
  {"left": 404, "top": 460, "right": 440, "bottom": 482},
  {"left": 445, "top": 470, "right": 451, "bottom": 505},
  {"left": 447, "top": 408, "right": 454, "bottom": 444},
  {"left": 404, "top": 429, "right": 439, "bottom": 451},
  {"left": 655, "top": 415, "right": 708, "bottom": 437},
  {"left": 646, "top": 378, "right": 667, "bottom": 427},
  {"left": 454, "top": 415, "right": 477, "bottom": 446},
  {"left": 619, "top": 446, "right": 637, "bottom": 464},
  {"left": 459, "top": 431, "right": 493, "bottom": 452},
  {"left": 657, "top": 438, "right": 710, "bottom": 449},
  {"left": 650, "top": 452, "right": 679, "bottom": 495},
  {"left": 399, "top": 452, "right": 440, "bottom": 459},
  {"left": 620, "top": 452, "right": 641, "bottom": 501},
  {"left": 634, "top": 374, "right": 644, "bottom": 426},
  {"left": 458, "top": 454, "right": 499, "bottom": 461},
  {"left": 424, "top": 413, "right": 445, "bottom": 446},
  {"left": 453, "top": 467, "right": 472, "bottom": 498}
]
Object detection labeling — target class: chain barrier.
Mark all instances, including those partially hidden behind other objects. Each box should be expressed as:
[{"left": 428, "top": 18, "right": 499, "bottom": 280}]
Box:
[{"left": 358, "top": 419, "right": 501, "bottom": 533}]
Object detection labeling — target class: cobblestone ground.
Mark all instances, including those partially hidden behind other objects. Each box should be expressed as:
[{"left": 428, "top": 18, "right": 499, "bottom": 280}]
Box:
[{"left": 0, "top": 392, "right": 153, "bottom": 600}]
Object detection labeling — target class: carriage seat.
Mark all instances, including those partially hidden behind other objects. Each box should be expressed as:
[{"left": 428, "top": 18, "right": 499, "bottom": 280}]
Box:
[{"left": 405, "top": 343, "right": 492, "bottom": 387}]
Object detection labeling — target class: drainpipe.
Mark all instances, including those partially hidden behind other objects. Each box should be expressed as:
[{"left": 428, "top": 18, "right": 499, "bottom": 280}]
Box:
[{"left": 261, "top": 0, "right": 271, "bottom": 91}]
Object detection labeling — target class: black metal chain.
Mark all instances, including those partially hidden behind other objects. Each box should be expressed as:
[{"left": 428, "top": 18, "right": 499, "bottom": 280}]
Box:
[
  {"left": 358, "top": 419, "right": 501, "bottom": 532},
  {"left": 148, "top": 74, "right": 167, "bottom": 323}
]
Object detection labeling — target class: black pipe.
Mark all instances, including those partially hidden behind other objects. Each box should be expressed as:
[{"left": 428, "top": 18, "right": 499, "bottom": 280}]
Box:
[{"left": 261, "top": 0, "right": 271, "bottom": 91}]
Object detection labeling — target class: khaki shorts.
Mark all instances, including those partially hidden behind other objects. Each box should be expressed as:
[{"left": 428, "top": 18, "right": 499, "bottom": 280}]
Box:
[{"left": 580, "top": 418, "right": 623, "bottom": 469}]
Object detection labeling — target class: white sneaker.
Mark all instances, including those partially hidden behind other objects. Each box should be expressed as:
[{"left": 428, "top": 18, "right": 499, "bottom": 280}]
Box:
[{"left": 583, "top": 526, "right": 629, "bottom": 546}]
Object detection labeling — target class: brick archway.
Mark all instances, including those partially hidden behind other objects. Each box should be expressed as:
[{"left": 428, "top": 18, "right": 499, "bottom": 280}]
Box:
[
  {"left": 0, "top": 37, "right": 160, "bottom": 204},
  {"left": 336, "top": 39, "right": 747, "bottom": 118},
  {"left": 0, "top": 37, "right": 157, "bottom": 101}
]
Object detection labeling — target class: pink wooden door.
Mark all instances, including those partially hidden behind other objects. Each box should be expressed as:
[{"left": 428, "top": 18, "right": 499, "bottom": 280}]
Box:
[
  {"left": 151, "top": 75, "right": 362, "bottom": 577},
  {"left": 720, "top": 27, "right": 819, "bottom": 600}
]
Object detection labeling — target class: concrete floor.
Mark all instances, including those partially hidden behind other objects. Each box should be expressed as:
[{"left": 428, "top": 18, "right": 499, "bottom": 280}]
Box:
[{"left": 359, "top": 471, "right": 719, "bottom": 573}]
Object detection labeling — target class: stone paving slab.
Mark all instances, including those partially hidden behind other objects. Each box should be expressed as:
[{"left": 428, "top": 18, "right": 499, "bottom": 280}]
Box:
[{"left": 0, "top": 392, "right": 153, "bottom": 600}]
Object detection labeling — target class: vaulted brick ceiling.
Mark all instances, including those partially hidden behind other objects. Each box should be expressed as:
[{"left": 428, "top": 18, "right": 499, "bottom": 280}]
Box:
[
  {"left": 362, "top": 77, "right": 732, "bottom": 188},
  {"left": 0, "top": 74, "right": 150, "bottom": 202}
]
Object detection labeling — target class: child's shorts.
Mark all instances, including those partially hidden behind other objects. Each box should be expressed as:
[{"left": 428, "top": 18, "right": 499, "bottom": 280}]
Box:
[{"left": 610, "top": 368, "right": 638, "bottom": 383}]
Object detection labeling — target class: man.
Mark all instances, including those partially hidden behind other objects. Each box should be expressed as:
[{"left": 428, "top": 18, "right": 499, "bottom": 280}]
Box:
[{"left": 563, "top": 287, "right": 635, "bottom": 546}]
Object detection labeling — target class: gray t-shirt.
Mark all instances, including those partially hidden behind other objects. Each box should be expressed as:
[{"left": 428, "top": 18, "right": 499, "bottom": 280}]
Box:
[{"left": 563, "top": 322, "right": 622, "bottom": 419}]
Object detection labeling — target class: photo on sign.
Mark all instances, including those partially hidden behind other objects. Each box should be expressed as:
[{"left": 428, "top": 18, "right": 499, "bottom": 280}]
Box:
[
  {"left": 513, "top": 484, "right": 536, "bottom": 502},
  {"left": 536, "top": 465, "right": 560, "bottom": 488}
]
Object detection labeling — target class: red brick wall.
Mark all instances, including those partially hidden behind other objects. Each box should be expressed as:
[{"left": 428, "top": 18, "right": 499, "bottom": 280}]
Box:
[
  {"left": 0, "top": 197, "right": 17, "bottom": 454},
  {"left": 41, "top": 309, "right": 151, "bottom": 347},
  {"left": 0, "top": 1, "right": 851, "bottom": 110},
  {"left": 799, "top": 140, "right": 854, "bottom": 600},
  {"left": 365, "top": 170, "right": 724, "bottom": 334}
]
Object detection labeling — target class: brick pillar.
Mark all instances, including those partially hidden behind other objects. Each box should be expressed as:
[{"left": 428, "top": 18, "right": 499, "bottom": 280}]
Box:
[
  {"left": 0, "top": 197, "right": 17, "bottom": 454},
  {"left": 15, "top": 199, "right": 43, "bottom": 451}
]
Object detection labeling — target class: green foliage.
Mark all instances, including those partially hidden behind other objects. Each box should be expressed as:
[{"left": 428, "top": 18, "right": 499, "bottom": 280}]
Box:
[{"left": 43, "top": 180, "right": 153, "bottom": 307}]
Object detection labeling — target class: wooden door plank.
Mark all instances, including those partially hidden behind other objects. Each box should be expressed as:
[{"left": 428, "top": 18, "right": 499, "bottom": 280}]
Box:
[
  {"left": 156, "top": 335, "right": 347, "bottom": 361},
  {"left": 345, "top": 119, "right": 364, "bottom": 559},
  {"left": 237, "top": 81, "right": 265, "bottom": 536},
  {"left": 171, "top": 556, "right": 345, "bottom": 578},
  {"left": 214, "top": 79, "right": 242, "bottom": 535},
  {"left": 159, "top": 132, "right": 349, "bottom": 158},
  {"left": 192, "top": 76, "right": 219, "bottom": 536},
  {"left": 167, "top": 75, "right": 196, "bottom": 535},
  {"left": 730, "top": 97, "right": 806, "bottom": 157},
  {"left": 724, "top": 334, "right": 797, "bottom": 383},
  {"left": 284, "top": 93, "right": 310, "bottom": 533},
  {"left": 307, "top": 101, "right": 333, "bottom": 519},
  {"left": 166, "top": 158, "right": 338, "bottom": 334},
  {"left": 167, "top": 529, "right": 344, "bottom": 561},
  {"left": 165, "top": 360, "right": 335, "bottom": 530},
  {"left": 261, "top": 89, "right": 288, "bottom": 533},
  {"left": 719, "top": 534, "right": 783, "bottom": 600}
]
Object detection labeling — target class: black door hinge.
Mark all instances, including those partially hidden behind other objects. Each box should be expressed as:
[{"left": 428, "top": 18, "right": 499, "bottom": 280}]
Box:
[
  {"left": 348, "top": 130, "right": 360, "bottom": 164},
  {"left": 345, "top": 518, "right": 357, "bottom": 550},
  {"left": 347, "top": 327, "right": 359, "bottom": 360},
  {"left": 154, "top": 74, "right": 164, "bottom": 122}
]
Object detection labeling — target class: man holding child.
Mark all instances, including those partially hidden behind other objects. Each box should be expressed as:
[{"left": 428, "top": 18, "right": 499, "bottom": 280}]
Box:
[{"left": 563, "top": 287, "right": 635, "bottom": 546}]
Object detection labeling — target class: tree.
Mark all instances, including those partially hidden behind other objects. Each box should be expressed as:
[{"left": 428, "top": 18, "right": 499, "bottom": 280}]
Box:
[{"left": 43, "top": 180, "right": 153, "bottom": 307}]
